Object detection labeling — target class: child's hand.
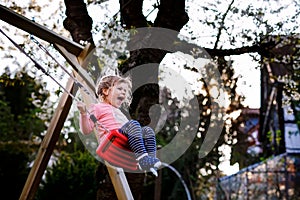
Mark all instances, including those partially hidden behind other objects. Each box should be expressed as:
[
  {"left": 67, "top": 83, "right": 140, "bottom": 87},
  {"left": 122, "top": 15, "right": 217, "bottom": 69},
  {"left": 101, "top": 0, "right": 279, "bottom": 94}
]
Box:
[{"left": 77, "top": 101, "right": 87, "bottom": 114}]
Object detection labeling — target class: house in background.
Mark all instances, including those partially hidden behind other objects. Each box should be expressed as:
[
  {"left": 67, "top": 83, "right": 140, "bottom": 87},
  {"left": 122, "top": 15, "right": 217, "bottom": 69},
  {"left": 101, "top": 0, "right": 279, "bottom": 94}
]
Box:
[
  {"left": 240, "top": 108, "right": 261, "bottom": 156},
  {"left": 259, "top": 35, "right": 300, "bottom": 156},
  {"left": 217, "top": 36, "right": 300, "bottom": 199}
]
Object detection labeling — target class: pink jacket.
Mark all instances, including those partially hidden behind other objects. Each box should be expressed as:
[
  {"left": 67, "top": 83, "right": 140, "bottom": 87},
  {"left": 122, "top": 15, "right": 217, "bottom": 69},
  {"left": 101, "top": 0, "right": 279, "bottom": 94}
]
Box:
[{"left": 80, "top": 102, "right": 128, "bottom": 137}]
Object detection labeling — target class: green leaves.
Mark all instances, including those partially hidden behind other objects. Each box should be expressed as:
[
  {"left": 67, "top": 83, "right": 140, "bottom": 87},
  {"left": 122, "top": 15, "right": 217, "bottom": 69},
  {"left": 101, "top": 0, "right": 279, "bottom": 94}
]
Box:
[
  {"left": 37, "top": 150, "right": 98, "bottom": 200},
  {"left": 0, "top": 68, "right": 50, "bottom": 141},
  {"left": 0, "top": 67, "right": 52, "bottom": 199}
]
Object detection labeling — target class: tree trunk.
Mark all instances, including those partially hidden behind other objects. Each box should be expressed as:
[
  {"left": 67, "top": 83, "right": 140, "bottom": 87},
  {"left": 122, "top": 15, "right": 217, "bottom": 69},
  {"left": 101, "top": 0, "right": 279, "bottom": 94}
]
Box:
[
  {"left": 63, "top": 0, "right": 94, "bottom": 46},
  {"left": 63, "top": 0, "right": 190, "bottom": 199}
]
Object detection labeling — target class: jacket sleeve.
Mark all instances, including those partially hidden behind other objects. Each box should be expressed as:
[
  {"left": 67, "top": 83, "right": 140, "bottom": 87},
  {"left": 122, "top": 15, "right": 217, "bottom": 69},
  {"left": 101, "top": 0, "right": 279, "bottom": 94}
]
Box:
[{"left": 79, "top": 105, "right": 96, "bottom": 135}]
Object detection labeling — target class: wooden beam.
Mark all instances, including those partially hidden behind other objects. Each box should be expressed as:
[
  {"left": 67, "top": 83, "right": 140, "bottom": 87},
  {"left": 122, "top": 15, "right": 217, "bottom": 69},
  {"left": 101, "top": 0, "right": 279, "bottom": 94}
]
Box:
[
  {"left": 54, "top": 44, "right": 96, "bottom": 92},
  {"left": 0, "top": 5, "right": 135, "bottom": 199},
  {"left": 19, "top": 78, "right": 76, "bottom": 200},
  {"left": 0, "top": 5, "right": 84, "bottom": 56},
  {"left": 106, "top": 163, "right": 134, "bottom": 200},
  {"left": 19, "top": 44, "right": 92, "bottom": 200},
  {"left": 3, "top": 5, "right": 137, "bottom": 194}
]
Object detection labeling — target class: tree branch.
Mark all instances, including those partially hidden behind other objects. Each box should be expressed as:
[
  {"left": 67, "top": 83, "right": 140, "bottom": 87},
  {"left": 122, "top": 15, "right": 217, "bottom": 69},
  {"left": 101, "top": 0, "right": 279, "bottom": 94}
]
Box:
[
  {"left": 206, "top": 41, "right": 277, "bottom": 57},
  {"left": 214, "top": 0, "right": 235, "bottom": 49}
]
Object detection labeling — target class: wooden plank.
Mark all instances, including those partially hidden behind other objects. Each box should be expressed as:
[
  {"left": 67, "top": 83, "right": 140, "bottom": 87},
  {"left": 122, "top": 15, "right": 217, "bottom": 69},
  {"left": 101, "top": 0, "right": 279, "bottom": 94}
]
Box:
[
  {"left": 18, "top": 34, "right": 134, "bottom": 199},
  {"left": 106, "top": 162, "right": 134, "bottom": 200},
  {"left": 0, "top": 4, "right": 83, "bottom": 56},
  {"left": 54, "top": 44, "right": 96, "bottom": 94},
  {"left": 19, "top": 44, "right": 90, "bottom": 200},
  {"left": 19, "top": 78, "right": 76, "bottom": 200}
]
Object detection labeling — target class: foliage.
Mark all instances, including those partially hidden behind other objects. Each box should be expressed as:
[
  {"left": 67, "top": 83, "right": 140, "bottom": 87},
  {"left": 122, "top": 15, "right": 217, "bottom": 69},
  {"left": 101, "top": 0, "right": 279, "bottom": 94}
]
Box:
[
  {"left": 36, "top": 149, "right": 99, "bottom": 200},
  {"left": 0, "top": 67, "right": 52, "bottom": 199},
  {"left": 61, "top": 0, "right": 300, "bottom": 198},
  {"left": 1, "top": 0, "right": 300, "bottom": 199},
  {"left": 0, "top": 67, "right": 50, "bottom": 141},
  {"left": 0, "top": 142, "right": 33, "bottom": 200}
]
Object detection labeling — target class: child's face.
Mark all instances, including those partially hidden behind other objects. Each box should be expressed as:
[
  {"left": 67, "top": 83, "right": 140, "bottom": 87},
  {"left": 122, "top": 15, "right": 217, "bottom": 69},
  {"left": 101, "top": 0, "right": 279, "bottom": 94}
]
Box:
[{"left": 104, "top": 82, "right": 130, "bottom": 108}]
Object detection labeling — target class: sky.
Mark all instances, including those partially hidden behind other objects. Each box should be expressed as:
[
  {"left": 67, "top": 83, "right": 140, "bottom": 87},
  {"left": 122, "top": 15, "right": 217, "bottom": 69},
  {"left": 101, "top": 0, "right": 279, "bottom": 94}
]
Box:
[
  {"left": 1, "top": 0, "right": 299, "bottom": 176},
  {"left": 98, "top": 0, "right": 262, "bottom": 108},
  {"left": 0, "top": 0, "right": 263, "bottom": 108}
]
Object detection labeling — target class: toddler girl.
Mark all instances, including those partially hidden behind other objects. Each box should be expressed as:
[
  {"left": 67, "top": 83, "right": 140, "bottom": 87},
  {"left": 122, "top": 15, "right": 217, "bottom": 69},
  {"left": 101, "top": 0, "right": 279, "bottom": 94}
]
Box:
[{"left": 77, "top": 75, "right": 161, "bottom": 172}]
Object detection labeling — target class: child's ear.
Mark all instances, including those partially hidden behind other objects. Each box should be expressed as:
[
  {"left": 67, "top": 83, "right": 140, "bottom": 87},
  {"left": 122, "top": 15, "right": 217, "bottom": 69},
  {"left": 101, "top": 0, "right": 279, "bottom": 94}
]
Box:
[{"left": 102, "top": 88, "right": 109, "bottom": 96}]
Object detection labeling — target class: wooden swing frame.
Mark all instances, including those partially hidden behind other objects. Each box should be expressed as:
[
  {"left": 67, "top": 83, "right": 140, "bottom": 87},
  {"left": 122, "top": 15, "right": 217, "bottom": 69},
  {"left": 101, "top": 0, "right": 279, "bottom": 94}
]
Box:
[{"left": 0, "top": 5, "right": 134, "bottom": 200}]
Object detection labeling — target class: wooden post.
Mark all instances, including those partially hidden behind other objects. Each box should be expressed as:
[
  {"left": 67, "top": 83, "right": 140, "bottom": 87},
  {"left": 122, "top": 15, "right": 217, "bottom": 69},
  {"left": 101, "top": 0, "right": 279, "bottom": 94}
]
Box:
[
  {"left": 106, "top": 163, "right": 134, "bottom": 200},
  {"left": 0, "top": 6, "right": 135, "bottom": 199},
  {"left": 0, "top": 5, "right": 83, "bottom": 56},
  {"left": 19, "top": 78, "right": 76, "bottom": 200},
  {"left": 19, "top": 44, "right": 90, "bottom": 200}
]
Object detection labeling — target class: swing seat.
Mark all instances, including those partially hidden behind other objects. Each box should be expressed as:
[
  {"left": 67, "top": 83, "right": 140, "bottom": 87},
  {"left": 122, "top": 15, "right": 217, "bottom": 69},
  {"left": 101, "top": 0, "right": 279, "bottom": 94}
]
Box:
[{"left": 96, "top": 129, "right": 139, "bottom": 171}]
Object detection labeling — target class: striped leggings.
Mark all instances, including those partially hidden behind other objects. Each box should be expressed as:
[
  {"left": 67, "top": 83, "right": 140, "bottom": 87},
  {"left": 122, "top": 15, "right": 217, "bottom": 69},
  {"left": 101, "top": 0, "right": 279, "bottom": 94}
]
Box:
[{"left": 119, "top": 120, "right": 157, "bottom": 158}]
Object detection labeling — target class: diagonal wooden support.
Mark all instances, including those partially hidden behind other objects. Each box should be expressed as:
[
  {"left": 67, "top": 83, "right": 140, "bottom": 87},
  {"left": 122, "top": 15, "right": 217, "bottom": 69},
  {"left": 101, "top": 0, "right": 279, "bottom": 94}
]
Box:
[
  {"left": 0, "top": 5, "right": 83, "bottom": 56},
  {"left": 106, "top": 162, "right": 134, "bottom": 200},
  {"left": 19, "top": 77, "right": 76, "bottom": 200},
  {"left": 1, "top": 6, "right": 135, "bottom": 199},
  {"left": 19, "top": 44, "right": 90, "bottom": 200}
]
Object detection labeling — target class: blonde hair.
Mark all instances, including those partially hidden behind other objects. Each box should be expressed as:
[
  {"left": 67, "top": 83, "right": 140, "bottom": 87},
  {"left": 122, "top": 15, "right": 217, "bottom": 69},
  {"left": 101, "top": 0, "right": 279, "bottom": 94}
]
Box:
[{"left": 96, "top": 75, "right": 132, "bottom": 107}]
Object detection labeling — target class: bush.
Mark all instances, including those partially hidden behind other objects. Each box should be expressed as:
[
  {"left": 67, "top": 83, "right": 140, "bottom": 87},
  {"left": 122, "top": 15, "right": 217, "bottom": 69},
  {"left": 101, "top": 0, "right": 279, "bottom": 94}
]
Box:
[
  {"left": 36, "top": 149, "right": 99, "bottom": 200},
  {"left": 0, "top": 143, "right": 32, "bottom": 200}
]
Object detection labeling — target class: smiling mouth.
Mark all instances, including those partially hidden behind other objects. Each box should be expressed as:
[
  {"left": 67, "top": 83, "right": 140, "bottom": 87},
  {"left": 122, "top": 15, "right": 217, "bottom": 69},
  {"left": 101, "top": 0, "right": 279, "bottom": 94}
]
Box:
[{"left": 117, "top": 96, "right": 125, "bottom": 101}]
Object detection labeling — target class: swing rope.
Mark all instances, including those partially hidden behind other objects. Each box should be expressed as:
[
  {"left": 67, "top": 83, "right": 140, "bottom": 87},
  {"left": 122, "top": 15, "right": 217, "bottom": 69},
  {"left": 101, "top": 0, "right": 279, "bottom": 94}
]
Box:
[
  {"left": 0, "top": 28, "right": 102, "bottom": 127},
  {"left": 28, "top": 35, "right": 110, "bottom": 132},
  {"left": 29, "top": 33, "right": 162, "bottom": 176},
  {"left": 0, "top": 28, "right": 142, "bottom": 174},
  {"left": 30, "top": 35, "right": 97, "bottom": 102},
  {"left": 1, "top": 26, "right": 192, "bottom": 198},
  {"left": 0, "top": 3, "right": 191, "bottom": 200},
  {"left": 0, "top": 28, "right": 78, "bottom": 100}
]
